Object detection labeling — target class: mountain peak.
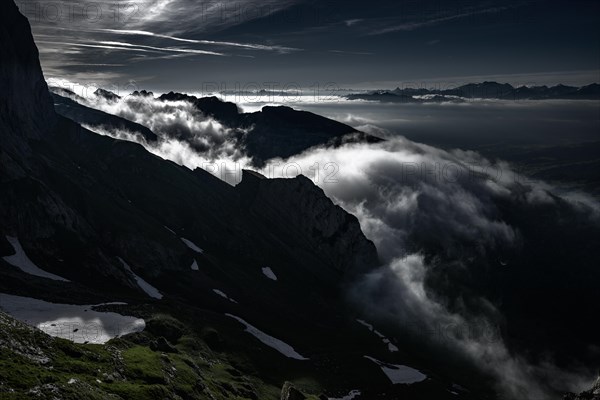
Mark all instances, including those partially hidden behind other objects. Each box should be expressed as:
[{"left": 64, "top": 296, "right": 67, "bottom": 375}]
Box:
[
  {"left": 0, "top": 0, "right": 55, "bottom": 140},
  {"left": 158, "top": 91, "right": 197, "bottom": 102},
  {"left": 241, "top": 169, "right": 267, "bottom": 181},
  {"left": 130, "top": 90, "right": 155, "bottom": 98},
  {"left": 94, "top": 88, "right": 121, "bottom": 102}
]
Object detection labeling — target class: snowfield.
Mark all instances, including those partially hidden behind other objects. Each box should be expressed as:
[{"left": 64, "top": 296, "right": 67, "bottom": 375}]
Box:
[
  {"left": 119, "top": 258, "right": 163, "bottom": 299},
  {"left": 356, "top": 319, "right": 374, "bottom": 330},
  {"left": 3, "top": 236, "right": 69, "bottom": 282},
  {"left": 356, "top": 319, "right": 399, "bottom": 352},
  {"left": 261, "top": 267, "right": 278, "bottom": 281},
  {"left": 181, "top": 238, "right": 204, "bottom": 253},
  {"left": 213, "top": 289, "right": 238, "bottom": 303},
  {"left": 0, "top": 293, "right": 145, "bottom": 344},
  {"left": 329, "top": 390, "right": 362, "bottom": 400},
  {"left": 225, "top": 314, "right": 308, "bottom": 360},
  {"left": 191, "top": 260, "right": 199, "bottom": 271},
  {"left": 364, "top": 356, "right": 427, "bottom": 384}
]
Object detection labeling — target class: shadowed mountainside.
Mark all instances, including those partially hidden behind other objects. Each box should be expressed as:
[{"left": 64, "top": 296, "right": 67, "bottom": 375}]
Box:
[{"left": 0, "top": 1, "right": 477, "bottom": 399}]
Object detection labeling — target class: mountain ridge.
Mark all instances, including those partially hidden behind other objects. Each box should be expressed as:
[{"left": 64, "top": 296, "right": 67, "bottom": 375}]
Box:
[
  {"left": 346, "top": 81, "right": 600, "bottom": 102},
  {"left": 51, "top": 87, "right": 382, "bottom": 166}
]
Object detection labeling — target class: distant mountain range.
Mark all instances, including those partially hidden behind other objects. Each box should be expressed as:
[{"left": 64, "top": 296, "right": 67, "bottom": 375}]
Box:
[
  {"left": 51, "top": 88, "right": 382, "bottom": 166},
  {"left": 346, "top": 82, "right": 600, "bottom": 103}
]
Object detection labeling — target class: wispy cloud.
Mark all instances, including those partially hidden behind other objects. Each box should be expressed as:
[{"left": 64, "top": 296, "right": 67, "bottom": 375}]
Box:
[
  {"left": 98, "top": 40, "right": 226, "bottom": 56},
  {"left": 99, "top": 29, "right": 301, "bottom": 53},
  {"left": 21, "top": 0, "right": 305, "bottom": 82},
  {"left": 62, "top": 63, "right": 127, "bottom": 67},
  {"left": 37, "top": 40, "right": 159, "bottom": 54},
  {"left": 369, "top": 6, "right": 511, "bottom": 35},
  {"left": 329, "top": 50, "right": 374, "bottom": 56},
  {"left": 345, "top": 19, "right": 363, "bottom": 27}
]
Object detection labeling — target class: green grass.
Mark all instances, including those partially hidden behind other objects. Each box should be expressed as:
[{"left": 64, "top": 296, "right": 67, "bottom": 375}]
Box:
[
  {"left": 121, "top": 346, "right": 166, "bottom": 384},
  {"left": 0, "top": 310, "right": 321, "bottom": 400},
  {"left": 103, "top": 383, "right": 171, "bottom": 400}
]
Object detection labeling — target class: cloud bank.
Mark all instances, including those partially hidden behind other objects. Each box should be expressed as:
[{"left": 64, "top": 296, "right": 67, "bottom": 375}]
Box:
[
  {"left": 58, "top": 90, "right": 600, "bottom": 398},
  {"left": 261, "top": 140, "right": 599, "bottom": 399}
]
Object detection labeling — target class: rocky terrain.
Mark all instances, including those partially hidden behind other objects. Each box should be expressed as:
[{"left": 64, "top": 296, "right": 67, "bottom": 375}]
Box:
[
  {"left": 3, "top": 1, "right": 600, "bottom": 399},
  {"left": 0, "top": 1, "right": 478, "bottom": 399}
]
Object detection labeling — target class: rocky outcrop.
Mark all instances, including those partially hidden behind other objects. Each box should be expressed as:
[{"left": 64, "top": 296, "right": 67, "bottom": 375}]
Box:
[
  {"left": 130, "top": 90, "right": 155, "bottom": 98},
  {"left": 238, "top": 105, "right": 365, "bottom": 164},
  {"left": 159, "top": 92, "right": 240, "bottom": 124},
  {"left": 564, "top": 377, "right": 600, "bottom": 400},
  {"left": 195, "top": 96, "right": 240, "bottom": 122},
  {"left": 280, "top": 382, "right": 307, "bottom": 400},
  {"left": 236, "top": 170, "right": 379, "bottom": 276},
  {"left": 94, "top": 88, "right": 121, "bottom": 102}
]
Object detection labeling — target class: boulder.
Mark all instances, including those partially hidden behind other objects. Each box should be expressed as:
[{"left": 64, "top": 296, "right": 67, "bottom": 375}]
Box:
[{"left": 280, "top": 382, "right": 307, "bottom": 400}]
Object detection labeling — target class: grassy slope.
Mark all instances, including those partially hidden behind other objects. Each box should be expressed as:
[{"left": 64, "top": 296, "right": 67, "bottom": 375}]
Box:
[{"left": 0, "top": 311, "right": 322, "bottom": 400}]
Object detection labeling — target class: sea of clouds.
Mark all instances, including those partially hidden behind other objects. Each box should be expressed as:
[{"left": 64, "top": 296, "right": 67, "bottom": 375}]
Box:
[{"left": 52, "top": 85, "right": 599, "bottom": 399}]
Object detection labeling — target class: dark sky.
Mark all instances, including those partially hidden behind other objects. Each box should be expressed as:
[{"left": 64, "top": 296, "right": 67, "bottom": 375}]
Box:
[{"left": 16, "top": 0, "right": 600, "bottom": 93}]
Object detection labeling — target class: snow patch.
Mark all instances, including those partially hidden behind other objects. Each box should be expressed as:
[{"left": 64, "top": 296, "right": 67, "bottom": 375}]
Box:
[
  {"left": 364, "top": 356, "right": 427, "bottom": 384},
  {"left": 356, "top": 319, "right": 398, "bottom": 352},
  {"left": 0, "top": 293, "right": 145, "bottom": 344},
  {"left": 213, "top": 289, "right": 238, "bottom": 304},
  {"left": 451, "top": 383, "right": 468, "bottom": 393},
  {"left": 262, "top": 267, "right": 278, "bottom": 281},
  {"left": 2, "top": 236, "right": 69, "bottom": 282},
  {"left": 329, "top": 390, "right": 362, "bottom": 400},
  {"left": 356, "top": 319, "right": 374, "bottom": 330},
  {"left": 164, "top": 226, "right": 176, "bottom": 235},
  {"left": 181, "top": 238, "right": 204, "bottom": 253},
  {"left": 383, "top": 339, "right": 399, "bottom": 352},
  {"left": 225, "top": 314, "right": 308, "bottom": 360},
  {"left": 191, "top": 260, "right": 199, "bottom": 271},
  {"left": 119, "top": 258, "right": 163, "bottom": 300}
]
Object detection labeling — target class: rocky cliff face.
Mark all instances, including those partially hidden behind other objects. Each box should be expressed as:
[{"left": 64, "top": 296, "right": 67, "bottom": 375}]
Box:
[
  {"left": 0, "top": 0, "right": 55, "bottom": 141},
  {"left": 237, "top": 170, "right": 379, "bottom": 277},
  {"left": 0, "top": 3, "right": 466, "bottom": 399},
  {"left": 0, "top": 0, "right": 377, "bottom": 298},
  {"left": 0, "top": 1, "right": 62, "bottom": 257}
]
